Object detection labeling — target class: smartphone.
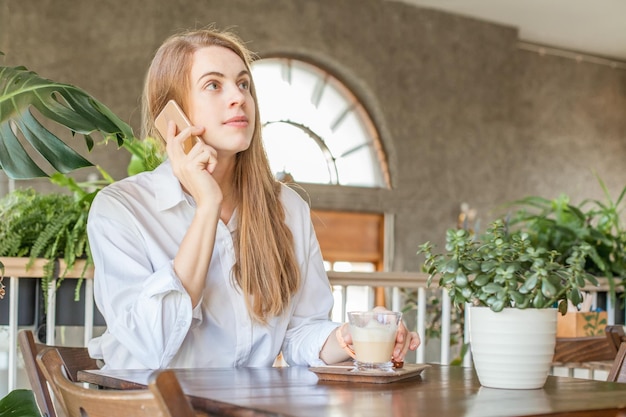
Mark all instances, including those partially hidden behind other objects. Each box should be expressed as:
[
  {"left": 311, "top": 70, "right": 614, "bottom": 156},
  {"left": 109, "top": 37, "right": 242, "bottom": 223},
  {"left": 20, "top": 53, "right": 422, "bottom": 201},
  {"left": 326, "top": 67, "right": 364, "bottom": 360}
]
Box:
[{"left": 154, "top": 100, "right": 199, "bottom": 154}]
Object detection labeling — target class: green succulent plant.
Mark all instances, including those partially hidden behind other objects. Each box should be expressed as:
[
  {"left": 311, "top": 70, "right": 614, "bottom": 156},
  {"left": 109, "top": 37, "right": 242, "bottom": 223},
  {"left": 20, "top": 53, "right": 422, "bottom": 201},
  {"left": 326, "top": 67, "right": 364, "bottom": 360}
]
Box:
[{"left": 417, "top": 218, "right": 599, "bottom": 315}]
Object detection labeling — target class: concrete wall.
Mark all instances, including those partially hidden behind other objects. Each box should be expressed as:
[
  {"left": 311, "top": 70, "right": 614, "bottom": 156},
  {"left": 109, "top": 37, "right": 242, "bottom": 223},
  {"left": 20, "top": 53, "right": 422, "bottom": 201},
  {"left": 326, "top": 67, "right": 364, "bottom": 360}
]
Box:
[{"left": 1, "top": 0, "right": 625, "bottom": 272}]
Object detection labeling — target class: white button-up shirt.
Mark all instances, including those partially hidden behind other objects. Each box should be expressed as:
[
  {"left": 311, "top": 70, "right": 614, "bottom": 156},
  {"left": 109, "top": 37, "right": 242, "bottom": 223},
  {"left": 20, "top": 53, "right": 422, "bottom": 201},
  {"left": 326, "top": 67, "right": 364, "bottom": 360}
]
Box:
[{"left": 87, "top": 160, "right": 339, "bottom": 369}]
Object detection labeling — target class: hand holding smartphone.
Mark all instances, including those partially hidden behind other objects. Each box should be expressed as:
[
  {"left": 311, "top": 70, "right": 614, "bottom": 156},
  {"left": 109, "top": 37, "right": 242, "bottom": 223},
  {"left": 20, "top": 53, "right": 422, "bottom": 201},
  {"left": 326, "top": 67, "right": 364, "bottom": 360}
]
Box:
[{"left": 155, "top": 100, "right": 199, "bottom": 154}]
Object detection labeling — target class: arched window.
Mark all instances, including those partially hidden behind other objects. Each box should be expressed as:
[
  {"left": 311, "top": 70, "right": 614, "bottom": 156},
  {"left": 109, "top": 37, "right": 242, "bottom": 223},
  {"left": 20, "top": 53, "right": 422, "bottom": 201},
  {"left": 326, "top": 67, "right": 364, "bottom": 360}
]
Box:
[{"left": 251, "top": 58, "right": 390, "bottom": 188}]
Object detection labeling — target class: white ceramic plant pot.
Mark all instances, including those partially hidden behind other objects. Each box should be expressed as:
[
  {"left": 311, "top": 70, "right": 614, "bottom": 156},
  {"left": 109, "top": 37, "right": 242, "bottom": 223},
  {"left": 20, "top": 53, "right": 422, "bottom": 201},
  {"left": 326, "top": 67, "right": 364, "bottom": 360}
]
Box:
[{"left": 469, "top": 306, "right": 557, "bottom": 389}]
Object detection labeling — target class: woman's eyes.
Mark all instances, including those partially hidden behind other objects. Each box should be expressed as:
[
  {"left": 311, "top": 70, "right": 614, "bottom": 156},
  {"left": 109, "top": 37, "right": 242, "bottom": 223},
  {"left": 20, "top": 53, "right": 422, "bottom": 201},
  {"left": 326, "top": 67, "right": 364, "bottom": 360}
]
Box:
[{"left": 204, "top": 79, "right": 250, "bottom": 91}]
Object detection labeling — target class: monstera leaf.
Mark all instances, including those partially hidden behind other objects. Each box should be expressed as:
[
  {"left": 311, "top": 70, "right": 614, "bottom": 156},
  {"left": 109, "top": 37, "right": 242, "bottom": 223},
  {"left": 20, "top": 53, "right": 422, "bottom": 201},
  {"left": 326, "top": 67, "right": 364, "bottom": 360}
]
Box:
[
  {"left": 0, "top": 389, "right": 41, "bottom": 417},
  {"left": 0, "top": 64, "right": 135, "bottom": 179}
]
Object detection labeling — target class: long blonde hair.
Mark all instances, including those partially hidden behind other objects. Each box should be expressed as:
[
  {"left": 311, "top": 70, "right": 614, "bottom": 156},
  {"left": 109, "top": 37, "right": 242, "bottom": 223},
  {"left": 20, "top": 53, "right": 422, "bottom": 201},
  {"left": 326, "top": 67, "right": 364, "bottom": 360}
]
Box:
[{"left": 142, "top": 27, "right": 301, "bottom": 323}]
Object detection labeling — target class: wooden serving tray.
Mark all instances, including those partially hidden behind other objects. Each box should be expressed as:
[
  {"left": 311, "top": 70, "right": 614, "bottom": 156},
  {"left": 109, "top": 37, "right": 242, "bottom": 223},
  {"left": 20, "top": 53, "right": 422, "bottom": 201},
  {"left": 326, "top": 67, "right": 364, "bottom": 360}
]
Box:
[{"left": 309, "top": 363, "right": 430, "bottom": 384}]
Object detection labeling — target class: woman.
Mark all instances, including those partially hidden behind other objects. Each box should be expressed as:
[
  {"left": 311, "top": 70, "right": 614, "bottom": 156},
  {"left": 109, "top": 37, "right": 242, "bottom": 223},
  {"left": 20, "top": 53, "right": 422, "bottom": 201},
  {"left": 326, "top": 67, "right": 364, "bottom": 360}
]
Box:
[{"left": 87, "top": 27, "right": 419, "bottom": 369}]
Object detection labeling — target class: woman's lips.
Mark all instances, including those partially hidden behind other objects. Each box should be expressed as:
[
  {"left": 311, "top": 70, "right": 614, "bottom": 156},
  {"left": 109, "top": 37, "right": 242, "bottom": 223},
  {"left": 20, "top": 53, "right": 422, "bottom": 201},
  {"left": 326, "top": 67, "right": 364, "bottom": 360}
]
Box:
[{"left": 224, "top": 116, "right": 248, "bottom": 127}]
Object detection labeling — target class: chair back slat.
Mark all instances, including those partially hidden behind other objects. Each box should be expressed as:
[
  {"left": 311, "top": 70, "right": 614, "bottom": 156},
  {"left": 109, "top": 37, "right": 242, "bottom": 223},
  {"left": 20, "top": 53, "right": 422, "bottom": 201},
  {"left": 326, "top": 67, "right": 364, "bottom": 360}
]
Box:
[
  {"left": 606, "top": 325, "right": 626, "bottom": 354},
  {"left": 149, "top": 370, "right": 201, "bottom": 417},
  {"left": 18, "top": 329, "right": 100, "bottom": 417},
  {"left": 18, "top": 330, "right": 56, "bottom": 417},
  {"left": 608, "top": 341, "right": 626, "bottom": 383}
]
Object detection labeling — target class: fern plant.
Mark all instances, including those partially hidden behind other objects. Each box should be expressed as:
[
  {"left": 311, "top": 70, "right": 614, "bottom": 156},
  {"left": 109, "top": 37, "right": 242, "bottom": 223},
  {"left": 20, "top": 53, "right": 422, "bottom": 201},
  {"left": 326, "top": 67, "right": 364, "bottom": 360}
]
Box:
[{"left": 0, "top": 187, "right": 91, "bottom": 307}]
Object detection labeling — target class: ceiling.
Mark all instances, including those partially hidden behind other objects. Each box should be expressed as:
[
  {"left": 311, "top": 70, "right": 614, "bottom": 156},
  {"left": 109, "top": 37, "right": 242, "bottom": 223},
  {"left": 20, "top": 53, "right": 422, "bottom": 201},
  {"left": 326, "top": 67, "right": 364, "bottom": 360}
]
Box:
[{"left": 396, "top": 0, "right": 626, "bottom": 61}]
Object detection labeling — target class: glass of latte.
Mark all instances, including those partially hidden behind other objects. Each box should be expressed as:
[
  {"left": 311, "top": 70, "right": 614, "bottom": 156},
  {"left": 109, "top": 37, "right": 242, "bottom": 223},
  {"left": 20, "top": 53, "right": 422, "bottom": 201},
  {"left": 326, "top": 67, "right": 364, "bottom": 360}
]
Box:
[{"left": 348, "top": 310, "right": 402, "bottom": 372}]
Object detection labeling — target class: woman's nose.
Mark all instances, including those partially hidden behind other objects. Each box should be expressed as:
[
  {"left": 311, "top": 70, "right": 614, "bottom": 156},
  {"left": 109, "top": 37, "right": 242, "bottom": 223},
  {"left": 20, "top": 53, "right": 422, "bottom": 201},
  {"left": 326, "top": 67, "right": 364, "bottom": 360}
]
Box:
[{"left": 228, "top": 85, "right": 246, "bottom": 107}]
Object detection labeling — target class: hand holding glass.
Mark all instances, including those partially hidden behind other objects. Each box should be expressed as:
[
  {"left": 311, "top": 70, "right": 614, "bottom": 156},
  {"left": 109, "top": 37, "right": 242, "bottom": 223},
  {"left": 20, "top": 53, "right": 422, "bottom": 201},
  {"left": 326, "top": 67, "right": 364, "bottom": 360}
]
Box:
[{"left": 347, "top": 311, "right": 402, "bottom": 372}]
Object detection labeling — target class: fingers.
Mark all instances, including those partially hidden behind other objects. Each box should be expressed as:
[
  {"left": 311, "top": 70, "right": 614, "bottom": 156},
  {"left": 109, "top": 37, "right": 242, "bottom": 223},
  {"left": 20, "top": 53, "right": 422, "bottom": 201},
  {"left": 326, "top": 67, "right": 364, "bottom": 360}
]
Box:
[
  {"left": 393, "top": 321, "right": 408, "bottom": 356},
  {"left": 187, "top": 145, "right": 217, "bottom": 170},
  {"left": 339, "top": 322, "right": 353, "bottom": 346},
  {"left": 398, "top": 321, "right": 420, "bottom": 350},
  {"left": 408, "top": 332, "right": 420, "bottom": 351},
  {"left": 392, "top": 324, "right": 420, "bottom": 363},
  {"left": 166, "top": 122, "right": 216, "bottom": 172},
  {"left": 164, "top": 120, "right": 180, "bottom": 155},
  {"left": 206, "top": 149, "right": 218, "bottom": 174},
  {"left": 336, "top": 323, "right": 356, "bottom": 359},
  {"left": 361, "top": 308, "right": 422, "bottom": 364},
  {"left": 165, "top": 121, "right": 205, "bottom": 157},
  {"left": 393, "top": 333, "right": 416, "bottom": 362}
]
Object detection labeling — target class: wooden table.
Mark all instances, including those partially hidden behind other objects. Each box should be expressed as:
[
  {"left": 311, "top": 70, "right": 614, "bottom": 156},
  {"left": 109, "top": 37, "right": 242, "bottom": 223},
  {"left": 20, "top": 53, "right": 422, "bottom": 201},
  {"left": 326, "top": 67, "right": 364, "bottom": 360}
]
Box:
[{"left": 78, "top": 364, "right": 626, "bottom": 417}]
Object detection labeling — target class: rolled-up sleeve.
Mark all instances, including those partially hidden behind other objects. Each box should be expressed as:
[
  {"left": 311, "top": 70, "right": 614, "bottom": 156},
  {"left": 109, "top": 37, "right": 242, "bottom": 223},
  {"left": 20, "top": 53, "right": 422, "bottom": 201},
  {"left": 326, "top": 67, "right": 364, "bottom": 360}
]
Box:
[{"left": 88, "top": 183, "right": 193, "bottom": 369}]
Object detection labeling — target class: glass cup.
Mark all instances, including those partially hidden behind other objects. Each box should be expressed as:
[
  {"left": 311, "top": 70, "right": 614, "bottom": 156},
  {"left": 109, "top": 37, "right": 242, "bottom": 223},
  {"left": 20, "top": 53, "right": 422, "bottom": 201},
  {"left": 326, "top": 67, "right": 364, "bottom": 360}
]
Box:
[{"left": 347, "top": 310, "right": 402, "bottom": 372}]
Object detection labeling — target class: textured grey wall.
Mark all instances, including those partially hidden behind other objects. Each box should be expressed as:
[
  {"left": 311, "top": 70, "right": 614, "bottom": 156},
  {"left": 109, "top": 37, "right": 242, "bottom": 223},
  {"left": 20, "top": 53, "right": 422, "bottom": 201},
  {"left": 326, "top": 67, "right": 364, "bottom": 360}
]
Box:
[{"left": 1, "top": 0, "right": 625, "bottom": 272}]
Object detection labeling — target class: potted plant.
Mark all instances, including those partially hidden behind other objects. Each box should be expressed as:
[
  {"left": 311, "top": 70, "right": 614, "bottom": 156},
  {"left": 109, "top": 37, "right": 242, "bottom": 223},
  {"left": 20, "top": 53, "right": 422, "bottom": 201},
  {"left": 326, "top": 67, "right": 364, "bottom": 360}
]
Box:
[
  {"left": 503, "top": 179, "right": 626, "bottom": 339},
  {"left": 0, "top": 57, "right": 135, "bottom": 284},
  {"left": 0, "top": 60, "right": 167, "bottom": 300},
  {"left": 417, "top": 218, "right": 598, "bottom": 389},
  {"left": 506, "top": 178, "right": 626, "bottom": 302},
  {"left": 0, "top": 179, "right": 96, "bottom": 300}
]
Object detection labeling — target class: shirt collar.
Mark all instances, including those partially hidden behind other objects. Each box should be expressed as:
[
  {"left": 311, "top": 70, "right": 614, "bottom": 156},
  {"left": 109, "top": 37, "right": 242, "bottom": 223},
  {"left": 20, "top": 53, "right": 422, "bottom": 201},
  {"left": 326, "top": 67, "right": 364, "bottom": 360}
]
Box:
[{"left": 153, "top": 159, "right": 190, "bottom": 211}]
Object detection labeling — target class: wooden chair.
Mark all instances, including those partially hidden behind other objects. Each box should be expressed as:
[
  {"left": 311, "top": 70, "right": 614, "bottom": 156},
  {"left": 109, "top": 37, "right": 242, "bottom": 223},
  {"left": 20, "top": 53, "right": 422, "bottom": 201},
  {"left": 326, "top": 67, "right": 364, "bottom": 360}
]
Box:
[
  {"left": 18, "top": 329, "right": 99, "bottom": 417},
  {"left": 36, "top": 347, "right": 209, "bottom": 417},
  {"left": 607, "top": 341, "right": 626, "bottom": 383},
  {"left": 552, "top": 325, "right": 624, "bottom": 364},
  {"left": 553, "top": 335, "right": 616, "bottom": 363},
  {"left": 605, "top": 325, "right": 626, "bottom": 354}
]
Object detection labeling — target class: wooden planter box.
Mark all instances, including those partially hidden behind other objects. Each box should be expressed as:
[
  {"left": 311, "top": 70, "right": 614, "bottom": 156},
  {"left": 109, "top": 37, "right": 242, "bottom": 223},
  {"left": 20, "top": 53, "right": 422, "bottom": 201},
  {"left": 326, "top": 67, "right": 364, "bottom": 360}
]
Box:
[
  {"left": 0, "top": 256, "right": 100, "bottom": 326},
  {"left": 557, "top": 311, "right": 608, "bottom": 337},
  {"left": 0, "top": 256, "right": 94, "bottom": 279}
]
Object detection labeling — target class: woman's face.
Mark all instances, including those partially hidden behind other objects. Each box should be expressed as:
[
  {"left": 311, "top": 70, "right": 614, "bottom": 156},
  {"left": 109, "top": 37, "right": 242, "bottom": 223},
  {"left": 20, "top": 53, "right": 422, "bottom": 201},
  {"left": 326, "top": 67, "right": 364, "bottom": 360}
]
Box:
[{"left": 186, "top": 45, "right": 255, "bottom": 157}]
